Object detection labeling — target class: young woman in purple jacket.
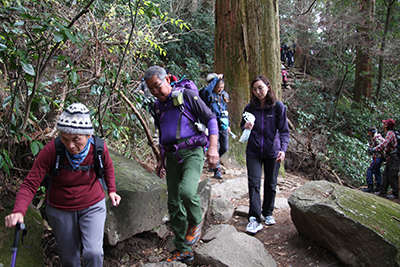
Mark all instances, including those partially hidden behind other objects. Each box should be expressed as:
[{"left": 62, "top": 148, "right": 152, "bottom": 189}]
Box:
[{"left": 240, "top": 75, "right": 290, "bottom": 234}]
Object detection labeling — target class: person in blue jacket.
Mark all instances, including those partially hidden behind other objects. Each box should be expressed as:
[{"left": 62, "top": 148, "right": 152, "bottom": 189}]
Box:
[
  {"left": 240, "top": 75, "right": 290, "bottom": 234},
  {"left": 202, "top": 73, "right": 230, "bottom": 179}
]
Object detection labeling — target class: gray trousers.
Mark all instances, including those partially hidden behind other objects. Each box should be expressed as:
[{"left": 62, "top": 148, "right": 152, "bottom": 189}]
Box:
[{"left": 46, "top": 199, "right": 106, "bottom": 267}]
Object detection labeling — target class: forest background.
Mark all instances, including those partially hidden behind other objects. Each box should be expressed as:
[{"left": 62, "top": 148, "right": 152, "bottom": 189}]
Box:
[{"left": 0, "top": 0, "right": 400, "bottom": 197}]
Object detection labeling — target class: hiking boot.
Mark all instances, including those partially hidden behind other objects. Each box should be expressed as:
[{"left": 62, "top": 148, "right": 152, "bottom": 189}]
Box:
[
  {"left": 185, "top": 220, "right": 203, "bottom": 246},
  {"left": 213, "top": 168, "right": 223, "bottom": 179},
  {"left": 246, "top": 216, "right": 263, "bottom": 234},
  {"left": 265, "top": 215, "right": 276, "bottom": 226},
  {"left": 166, "top": 250, "right": 194, "bottom": 263},
  {"left": 362, "top": 184, "right": 374, "bottom": 193},
  {"left": 386, "top": 194, "right": 398, "bottom": 200},
  {"left": 374, "top": 191, "right": 387, "bottom": 198},
  {"left": 374, "top": 184, "right": 381, "bottom": 192}
]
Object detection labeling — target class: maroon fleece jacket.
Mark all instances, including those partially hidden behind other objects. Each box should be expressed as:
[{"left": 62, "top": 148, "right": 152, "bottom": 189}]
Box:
[{"left": 12, "top": 139, "right": 116, "bottom": 216}]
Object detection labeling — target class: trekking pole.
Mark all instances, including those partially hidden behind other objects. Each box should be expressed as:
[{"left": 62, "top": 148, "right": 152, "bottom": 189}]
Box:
[{"left": 10, "top": 222, "right": 25, "bottom": 267}]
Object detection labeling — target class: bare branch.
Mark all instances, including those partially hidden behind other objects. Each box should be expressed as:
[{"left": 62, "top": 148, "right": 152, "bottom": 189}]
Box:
[{"left": 297, "top": 0, "right": 318, "bottom": 16}]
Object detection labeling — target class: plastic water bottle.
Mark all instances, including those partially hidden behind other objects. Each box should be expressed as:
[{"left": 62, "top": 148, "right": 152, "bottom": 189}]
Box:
[{"left": 239, "top": 112, "right": 256, "bottom": 143}]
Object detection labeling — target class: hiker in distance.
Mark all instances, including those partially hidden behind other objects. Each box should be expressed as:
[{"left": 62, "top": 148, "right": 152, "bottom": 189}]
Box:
[
  {"left": 144, "top": 66, "right": 219, "bottom": 263},
  {"left": 201, "top": 73, "right": 230, "bottom": 179},
  {"left": 240, "top": 75, "right": 290, "bottom": 234},
  {"left": 370, "top": 119, "right": 399, "bottom": 199},
  {"left": 363, "top": 126, "right": 384, "bottom": 193},
  {"left": 5, "top": 103, "right": 121, "bottom": 267}
]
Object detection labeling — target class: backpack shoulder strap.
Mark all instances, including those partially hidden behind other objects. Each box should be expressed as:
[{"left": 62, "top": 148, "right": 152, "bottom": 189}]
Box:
[
  {"left": 180, "top": 88, "right": 198, "bottom": 123},
  {"left": 53, "top": 136, "right": 65, "bottom": 176},
  {"left": 46, "top": 136, "right": 65, "bottom": 204},
  {"left": 274, "top": 101, "right": 281, "bottom": 127},
  {"left": 93, "top": 136, "right": 104, "bottom": 179}
]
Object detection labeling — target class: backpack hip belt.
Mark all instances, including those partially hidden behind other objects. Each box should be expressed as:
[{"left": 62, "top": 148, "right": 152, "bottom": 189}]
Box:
[{"left": 160, "top": 133, "right": 209, "bottom": 163}]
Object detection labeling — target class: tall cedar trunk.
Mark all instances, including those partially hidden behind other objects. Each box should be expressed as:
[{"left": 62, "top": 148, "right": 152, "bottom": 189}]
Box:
[
  {"left": 214, "top": 0, "right": 280, "bottom": 129},
  {"left": 376, "top": 0, "right": 395, "bottom": 101},
  {"left": 354, "top": 0, "right": 375, "bottom": 103},
  {"left": 294, "top": 0, "right": 311, "bottom": 72}
]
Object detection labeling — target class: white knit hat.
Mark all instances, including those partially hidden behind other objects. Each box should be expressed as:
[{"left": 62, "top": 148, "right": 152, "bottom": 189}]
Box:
[{"left": 56, "top": 103, "right": 94, "bottom": 135}]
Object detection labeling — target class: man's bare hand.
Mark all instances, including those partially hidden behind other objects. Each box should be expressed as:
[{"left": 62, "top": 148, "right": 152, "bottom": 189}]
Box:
[
  {"left": 207, "top": 134, "right": 219, "bottom": 169},
  {"left": 156, "top": 160, "right": 166, "bottom": 179}
]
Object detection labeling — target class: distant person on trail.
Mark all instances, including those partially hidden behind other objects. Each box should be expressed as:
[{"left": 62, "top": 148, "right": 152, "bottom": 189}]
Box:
[
  {"left": 370, "top": 119, "right": 399, "bottom": 199},
  {"left": 5, "top": 103, "right": 122, "bottom": 267},
  {"left": 144, "top": 66, "right": 219, "bottom": 263},
  {"left": 281, "top": 43, "right": 287, "bottom": 63},
  {"left": 363, "top": 126, "right": 384, "bottom": 193},
  {"left": 292, "top": 40, "right": 297, "bottom": 55},
  {"left": 202, "top": 73, "right": 230, "bottom": 179},
  {"left": 286, "top": 47, "right": 294, "bottom": 68},
  {"left": 281, "top": 66, "right": 289, "bottom": 89},
  {"left": 240, "top": 75, "right": 290, "bottom": 234}
]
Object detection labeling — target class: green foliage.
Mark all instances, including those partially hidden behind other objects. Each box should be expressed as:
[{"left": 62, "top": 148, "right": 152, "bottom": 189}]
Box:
[
  {"left": 0, "top": 0, "right": 197, "bottom": 177},
  {"left": 325, "top": 132, "right": 369, "bottom": 186},
  {"left": 291, "top": 82, "right": 385, "bottom": 186},
  {"left": 152, "top": 0, "right": 216, "bottom": 83}
]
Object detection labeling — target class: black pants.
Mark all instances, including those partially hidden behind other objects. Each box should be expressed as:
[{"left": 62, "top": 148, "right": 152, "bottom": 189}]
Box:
[
  {"left": 381, "top": 155, "right": 400, "bottom": 196},
  {"left": 246, "top": 154, "right": 280, "bottom": 222}
]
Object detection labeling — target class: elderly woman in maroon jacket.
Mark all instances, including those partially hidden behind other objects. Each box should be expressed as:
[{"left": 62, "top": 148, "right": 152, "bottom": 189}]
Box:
[
  {"left": 5, "top": 103, "right": 121, "bottom": 267},
  {"left": 240, "top": 75, "right": 290, "bottom": 234}
]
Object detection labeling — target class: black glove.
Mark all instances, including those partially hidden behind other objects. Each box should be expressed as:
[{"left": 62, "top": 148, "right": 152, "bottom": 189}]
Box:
[{"left": 367, "top": 147, "right": 375, "bottom": 155}]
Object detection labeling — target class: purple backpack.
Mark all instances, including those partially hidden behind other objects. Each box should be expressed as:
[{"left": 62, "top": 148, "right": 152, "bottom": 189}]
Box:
[{"left": 172, "top": 77, "right": 199, "bottom": 95}]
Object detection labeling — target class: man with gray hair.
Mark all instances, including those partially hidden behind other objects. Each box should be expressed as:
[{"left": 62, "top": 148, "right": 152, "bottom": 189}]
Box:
[{"left": 145, "top": 66, "right": 219, "bottom": 263}]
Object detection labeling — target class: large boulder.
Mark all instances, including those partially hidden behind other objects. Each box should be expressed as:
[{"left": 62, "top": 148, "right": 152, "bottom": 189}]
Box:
[
  {"left": 288, "top": 180, "right": 400, "bottom": 267},
  {"left": 105, "top": 150, "right": 168, "bottom": 245},
  {"left": 0, "top": 201, "right": 44, "bottom": 267}
]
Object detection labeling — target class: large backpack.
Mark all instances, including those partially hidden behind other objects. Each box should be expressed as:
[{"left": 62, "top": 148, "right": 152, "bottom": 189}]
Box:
[
  {"left": 392, "top": 130, "right": 400, "bottom": 156},
  {"left": 153, "top": 87, "right": 209, "bottom": 170},
  {"left": 171, "top": 76, "right": 199, "bottom": 95},
  {"left": 42, "top": 135, "right": 106, "bottom": 204}
]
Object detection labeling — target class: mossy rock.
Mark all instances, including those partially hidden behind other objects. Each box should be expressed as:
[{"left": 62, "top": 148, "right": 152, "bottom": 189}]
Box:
[
  {"left": 289, "top": 180, "right": 400, "bottom": 267},
  {"left": 0, "top": 200, "right": 44, "bottom": 267}
]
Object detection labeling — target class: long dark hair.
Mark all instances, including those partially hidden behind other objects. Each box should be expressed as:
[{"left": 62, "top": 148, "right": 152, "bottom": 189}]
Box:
[{"left": 250, "top": 75, "right": 277, "bottom": 107}]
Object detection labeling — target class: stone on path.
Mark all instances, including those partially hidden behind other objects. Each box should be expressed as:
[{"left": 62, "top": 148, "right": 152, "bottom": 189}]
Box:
[{"left": 195, "top": 224, "right": 276, "bottom": 267}]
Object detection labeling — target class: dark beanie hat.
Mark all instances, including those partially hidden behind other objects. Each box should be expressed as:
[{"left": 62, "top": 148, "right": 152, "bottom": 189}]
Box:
[{"left": 56, "top": 103, "right": 94, "bottom": 135}]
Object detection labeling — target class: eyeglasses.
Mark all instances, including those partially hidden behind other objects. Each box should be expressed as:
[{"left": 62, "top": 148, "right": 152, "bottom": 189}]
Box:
[{"left": 148, "top": 80, "right": 164, "bottom": 92}]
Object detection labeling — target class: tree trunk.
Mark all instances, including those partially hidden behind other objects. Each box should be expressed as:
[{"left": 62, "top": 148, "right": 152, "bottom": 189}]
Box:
[
  {"left": 293, "top": 0, "right": 311, "bottom": 73},
  {"left": 376, "top": 0, "right": 395, "bottom": 102},
  {"left": 353, "top": 0, "right": 375, "bottom": 103},
  {"left": 214, "top": 0, "right": 280, "bottom": 128}
]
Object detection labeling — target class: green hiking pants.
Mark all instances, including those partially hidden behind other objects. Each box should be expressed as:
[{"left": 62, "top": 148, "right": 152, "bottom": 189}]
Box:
[{"left": 165, "top": 146, "right": 204, "bottom": 252}]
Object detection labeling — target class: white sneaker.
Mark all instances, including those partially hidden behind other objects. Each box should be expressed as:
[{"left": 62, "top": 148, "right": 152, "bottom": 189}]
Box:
[
  {"left": 246, "top": 216, "right": 263, "bottom": 233},
  {"left": 265, "top": 215, "right": 276, "bottom": 225}
]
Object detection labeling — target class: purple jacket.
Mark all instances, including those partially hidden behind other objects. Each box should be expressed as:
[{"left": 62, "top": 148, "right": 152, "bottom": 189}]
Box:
[
  {"left": 240, "top": 101, "right": 290, "bottom": 159},
  {"left": 153, "top": 88, "right": 218, "bottom": 145}
]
